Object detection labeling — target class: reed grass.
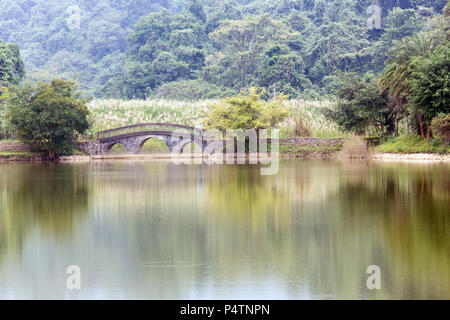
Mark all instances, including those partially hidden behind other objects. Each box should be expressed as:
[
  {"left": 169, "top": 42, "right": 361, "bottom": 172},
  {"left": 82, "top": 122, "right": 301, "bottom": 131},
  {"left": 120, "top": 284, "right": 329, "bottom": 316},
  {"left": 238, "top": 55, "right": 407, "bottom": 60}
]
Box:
[{"left": 87, "top": 98, "right": 345, "bottom": 138}]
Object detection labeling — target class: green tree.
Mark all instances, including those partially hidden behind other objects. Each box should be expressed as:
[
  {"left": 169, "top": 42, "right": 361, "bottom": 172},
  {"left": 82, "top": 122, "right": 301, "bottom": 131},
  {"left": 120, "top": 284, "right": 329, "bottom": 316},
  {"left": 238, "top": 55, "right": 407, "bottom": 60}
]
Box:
[
  {"left": 324, "top": 74, "right": 391, "bottom": 136},
  {"left": 430, "top": 1, "right": 450, "bottom": 43},
  {"left": 0, "top": 40, "right": 24, "bottom": 138},
  {"left": 0, "top": 40, "right": 25, "bottom": 87},
  {"left": 8, "top": 80, "right": 90, "bottom": 160},
  {"left": 204, "top": 88, "right": 290, "bottom": 131},
  {"left": 258, "top": 44, "right": 313, "bottom": 97},
  {"left": 114, "top": 7, "right": 207, "bottom": 98},
  {"left": 0, "top": 0, "right": 445, "bottom": 98},
  {"left": 368, "top": 6, "right": 435, "bottom": 72},
  {"left": 378, "top": 33, "right": 438, "bottom": 137},
  {"left": 409, "top": 44, "right": 450, "bottom": 123},
  {"left": 0, "top": 86, "right": 15, "bottom": 138},
  {"left": 204, "top": 15, "right": 302, "bottom": 93}
]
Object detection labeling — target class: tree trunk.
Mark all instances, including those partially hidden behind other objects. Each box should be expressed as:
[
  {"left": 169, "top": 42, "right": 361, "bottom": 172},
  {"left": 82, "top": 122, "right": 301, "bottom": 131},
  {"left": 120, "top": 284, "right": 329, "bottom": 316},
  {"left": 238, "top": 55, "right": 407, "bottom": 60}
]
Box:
[
  {"left": 416, "top": 113, "right": 426, "bottom": 139},
  {"left": 48, "top": 150, "right": 56, "bottom": 161},
  {"left": 386, "top": 116, "right": 396, "bottom": 136}
]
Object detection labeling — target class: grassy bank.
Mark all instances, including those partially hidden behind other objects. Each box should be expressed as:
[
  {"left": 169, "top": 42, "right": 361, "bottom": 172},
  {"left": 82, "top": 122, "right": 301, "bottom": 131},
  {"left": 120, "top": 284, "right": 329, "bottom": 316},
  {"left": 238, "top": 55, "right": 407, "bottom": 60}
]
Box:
[
  {"left": 377, "top": 136, "right": 450, "bottom": 154},
  {"left": 280, "top": 139, "right": 344, "bottom": 158},
  {"left": 0, "top": 151, "right": 37, "bottom": 160},
  {"left": 0, "top": 139, "right": 36, "bottom": 160},
  {"left": 0, "top": 139, "right": 86, "bottom": 160}
]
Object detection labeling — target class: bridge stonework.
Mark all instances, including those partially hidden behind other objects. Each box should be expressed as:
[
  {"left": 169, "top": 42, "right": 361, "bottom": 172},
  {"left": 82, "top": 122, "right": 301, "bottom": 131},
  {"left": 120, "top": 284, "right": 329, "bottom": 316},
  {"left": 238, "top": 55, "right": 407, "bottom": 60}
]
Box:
[{"left": 78, "top": 134, "right": 208, "bottom": 155}]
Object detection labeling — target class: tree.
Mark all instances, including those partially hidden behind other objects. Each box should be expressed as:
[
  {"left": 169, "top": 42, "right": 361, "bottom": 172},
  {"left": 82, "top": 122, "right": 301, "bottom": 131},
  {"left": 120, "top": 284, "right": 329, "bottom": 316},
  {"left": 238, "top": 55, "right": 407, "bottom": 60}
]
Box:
[
  {"left": 368, "top": 6, "right": 435, "bottom": 72},
  {"left": 378, "top": 33, "right": 438, "bottom": 137},
  {"left": 431, "top": 113, "right": 450, "bottom": 145},
  {"left": 0, "top": 40, "right": 24, "bottom": 139},
  {"left": 409, "top": 44, "right": 450, "bottom": 123},
  {"left": 0, "top": 86, "right": 15, "bottom": 138},
  {"left": 204, "top": 88, "right": 290, "bottom": 131},
  {"left": 0, "top": 40, "right": 25, "bottom": 87},
  {"left": 324, "top": 74, "right": 391, "bottom": 136},
  {"left": 8, "top": 80, "right": 90, "bottom": 160},
  {"left": 258, "top": 44, "right": 313, "bottom": 97},
  {"left": 114, "top": 8, "right": 207, "bottom": 98},
  {"left": 204, "top": 15, "right": 303, "bottom": 93}
]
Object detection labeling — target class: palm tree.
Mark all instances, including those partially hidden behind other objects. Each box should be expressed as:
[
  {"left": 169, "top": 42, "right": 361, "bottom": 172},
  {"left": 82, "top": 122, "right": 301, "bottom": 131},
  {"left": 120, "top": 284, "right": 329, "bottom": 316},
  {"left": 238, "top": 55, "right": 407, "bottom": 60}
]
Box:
[{"left": 378, "top": 33, "right": 438, "bottom": 137}]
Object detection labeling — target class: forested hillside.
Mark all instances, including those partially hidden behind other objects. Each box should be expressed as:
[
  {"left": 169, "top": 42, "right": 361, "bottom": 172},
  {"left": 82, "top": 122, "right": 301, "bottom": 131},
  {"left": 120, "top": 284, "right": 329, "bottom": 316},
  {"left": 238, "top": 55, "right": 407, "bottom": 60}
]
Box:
[
  {"left": 0, "top": 0, "right": 184, "bottom": 95},
  {"left": 0, "top": 0, "right": 447, "bottom": 98}
]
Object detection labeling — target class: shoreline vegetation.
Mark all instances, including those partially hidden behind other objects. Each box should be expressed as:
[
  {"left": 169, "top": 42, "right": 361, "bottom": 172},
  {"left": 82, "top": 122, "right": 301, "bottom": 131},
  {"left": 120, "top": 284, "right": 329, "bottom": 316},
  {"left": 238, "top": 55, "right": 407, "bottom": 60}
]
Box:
[
  {"left": 3, "top": 153, "right": 450, "bottom": 163},
  {"left": 1, "top": 139, "right": 449, "bottom": 163},
  {"left": 3, "top": 96, "right": 449, "bottom": 162}
]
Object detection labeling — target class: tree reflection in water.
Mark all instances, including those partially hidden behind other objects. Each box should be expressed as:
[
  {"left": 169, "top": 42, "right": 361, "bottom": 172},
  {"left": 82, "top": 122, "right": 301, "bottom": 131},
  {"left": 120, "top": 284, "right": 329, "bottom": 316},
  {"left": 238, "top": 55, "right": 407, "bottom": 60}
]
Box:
[{"left": 0, "top": 161, "right": 448, "bottom": 299}]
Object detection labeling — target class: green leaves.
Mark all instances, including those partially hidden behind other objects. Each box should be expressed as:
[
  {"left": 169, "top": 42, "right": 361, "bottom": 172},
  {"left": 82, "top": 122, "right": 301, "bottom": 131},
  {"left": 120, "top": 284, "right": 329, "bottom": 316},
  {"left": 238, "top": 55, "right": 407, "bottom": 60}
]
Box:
[
  {"left": 1, "top": 0, "right": 446, "bottom": 100},
  {"left": 0, "top": 41, "right": 25, "bottom": 87},
  {"left": 8, "top": 80, "right": 90, "bottom": 159},
  {"left": 324, "top": 74, "right": 391, "bottom": 136},
  {"left": 431, "top": 113, "right": 450, "bottom": 145},
  {"left": 118, "top": 7, "right": 207, "bottom": 98},
  {"left": 409, "top": 44, "right": 450, "bottom": 122},
  {"left": 204, "top": 88, "right": 290, "bottom": 131}
]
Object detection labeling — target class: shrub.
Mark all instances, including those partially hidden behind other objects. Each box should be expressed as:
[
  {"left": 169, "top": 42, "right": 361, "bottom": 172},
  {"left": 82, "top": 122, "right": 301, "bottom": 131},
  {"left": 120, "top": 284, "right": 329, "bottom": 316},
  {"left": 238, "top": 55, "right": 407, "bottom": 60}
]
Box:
[
  {"left": 431, "top": 113, "right": 450, "bottom": 145},
  {"left": 204, "top": 88, "right": 290, "bottom": 131},
  {"left": 377, "top": 135, "right": 450, "bottom": 154}
]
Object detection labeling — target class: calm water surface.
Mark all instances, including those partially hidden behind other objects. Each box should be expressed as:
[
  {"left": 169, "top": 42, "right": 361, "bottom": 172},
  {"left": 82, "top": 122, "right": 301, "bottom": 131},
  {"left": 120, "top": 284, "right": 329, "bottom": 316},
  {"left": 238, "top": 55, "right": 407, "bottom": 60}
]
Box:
[{"left": 0, "top": 160, "right": 449, "bottom": 299}]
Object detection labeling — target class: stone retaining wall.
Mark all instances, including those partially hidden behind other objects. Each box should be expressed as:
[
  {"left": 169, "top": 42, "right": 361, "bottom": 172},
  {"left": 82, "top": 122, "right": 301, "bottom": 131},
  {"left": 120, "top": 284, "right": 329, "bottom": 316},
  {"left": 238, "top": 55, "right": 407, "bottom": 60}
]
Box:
[
  {"left": 281, "top": 138, "right": 345, "bottom": 147},
  {"left": 0, "top": 141, "right": 30, "bottom": 152}
]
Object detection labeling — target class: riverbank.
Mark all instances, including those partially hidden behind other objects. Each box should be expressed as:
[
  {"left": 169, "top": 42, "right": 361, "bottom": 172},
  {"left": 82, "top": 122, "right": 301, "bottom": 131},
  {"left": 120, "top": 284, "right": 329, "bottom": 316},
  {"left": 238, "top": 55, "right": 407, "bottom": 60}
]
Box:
[
  {"left": 2, "top": 139, "right": 450, "bottom": 162},
  {"left": 4, "top": 153, "right": 450, "bottom": 163},
  {"left": 0, "top": 140, "right": 40, "bottom": 161},
  {"left": 371, "top": 153, "right": 450, "bottom": 162}
]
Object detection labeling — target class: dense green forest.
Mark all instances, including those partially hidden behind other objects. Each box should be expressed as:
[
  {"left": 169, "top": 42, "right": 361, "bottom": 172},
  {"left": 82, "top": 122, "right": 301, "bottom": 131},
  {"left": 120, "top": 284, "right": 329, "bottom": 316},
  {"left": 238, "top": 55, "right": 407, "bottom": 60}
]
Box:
[{"left": 0, "top": 0, "right": 447, "bottom": 98}]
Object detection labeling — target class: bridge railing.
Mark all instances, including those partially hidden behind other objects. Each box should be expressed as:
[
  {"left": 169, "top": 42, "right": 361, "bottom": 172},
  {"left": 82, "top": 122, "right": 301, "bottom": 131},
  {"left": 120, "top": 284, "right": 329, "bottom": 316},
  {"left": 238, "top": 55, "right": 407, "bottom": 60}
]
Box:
[
  {"left": 75, "top": 133, "right": 97, "bottom": 142},
  {"left": 96, "top": 123, "right": 204, "bottom": 140}
]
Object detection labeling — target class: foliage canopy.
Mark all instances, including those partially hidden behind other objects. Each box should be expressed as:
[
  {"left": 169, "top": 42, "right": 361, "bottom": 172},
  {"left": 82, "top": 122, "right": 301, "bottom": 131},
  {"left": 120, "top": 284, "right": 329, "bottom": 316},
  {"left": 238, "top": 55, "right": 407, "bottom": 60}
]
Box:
[
  {"left": 324, "top": 74, "right": 391, "bottom": 136},
  {"left": 8, "top": 79, "right": 89, "bottom": 159},
  {"left": 204, "top": 88, "right": 290, "bottom": 131},
  {"left": 1, "top": 0, "right": 445, "bottom": 98}
]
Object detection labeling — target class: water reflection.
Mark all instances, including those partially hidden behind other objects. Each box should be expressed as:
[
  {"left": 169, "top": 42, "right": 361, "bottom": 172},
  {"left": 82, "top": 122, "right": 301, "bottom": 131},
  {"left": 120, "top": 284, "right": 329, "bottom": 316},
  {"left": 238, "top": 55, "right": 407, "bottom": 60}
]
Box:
[{"left": 0, "top": 161, "right": 448, "bottom": 299}]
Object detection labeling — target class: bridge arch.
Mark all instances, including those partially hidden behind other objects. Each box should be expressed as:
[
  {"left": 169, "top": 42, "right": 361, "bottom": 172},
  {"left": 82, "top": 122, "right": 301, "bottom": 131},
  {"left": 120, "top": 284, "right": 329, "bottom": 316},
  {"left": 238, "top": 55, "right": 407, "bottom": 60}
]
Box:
[
  {"left": 89, "top": 123, "right": 215, "bottom": 155},
  {"left": 170, "top": 138, "right": 205, "bottom": 154},
  {"left": 139, "top": 136, "right": 171, "bottom": 154},
  {"left": 180, "top": 140, "right": 204, "bottom": 154},
  {"left": 107, "top": 142, "right": 128, "bottom": 154}
]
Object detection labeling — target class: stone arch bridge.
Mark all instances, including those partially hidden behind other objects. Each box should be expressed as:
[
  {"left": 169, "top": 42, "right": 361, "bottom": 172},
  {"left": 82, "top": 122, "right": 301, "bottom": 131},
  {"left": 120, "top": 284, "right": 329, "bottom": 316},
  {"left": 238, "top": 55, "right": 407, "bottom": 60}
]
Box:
[{"left": 78, "top": 123, "right": 215, "bottom": 155}]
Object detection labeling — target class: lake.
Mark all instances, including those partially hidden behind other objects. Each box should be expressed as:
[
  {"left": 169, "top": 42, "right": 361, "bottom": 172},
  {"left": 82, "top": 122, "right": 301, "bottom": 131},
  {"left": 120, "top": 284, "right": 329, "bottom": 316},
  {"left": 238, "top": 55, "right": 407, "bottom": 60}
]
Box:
[{"left": 0, "top": 160, "right": 449, "bottom": 299}]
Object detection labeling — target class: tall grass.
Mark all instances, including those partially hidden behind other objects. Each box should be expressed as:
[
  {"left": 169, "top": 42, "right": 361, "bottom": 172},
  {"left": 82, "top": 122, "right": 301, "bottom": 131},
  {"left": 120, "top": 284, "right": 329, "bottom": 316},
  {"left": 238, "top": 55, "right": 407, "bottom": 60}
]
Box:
[
  {"left": 377, "top": 135, "right": 450, "bottom": 154},
  {"left": 281, "top": 100, "right": 346, "bottom": 138},
  {"left": 87, "top": 99, "right": 214, "bottom": 133},
  {"left": 87, "top": 98, "right": 345, "bottom": 138}
]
